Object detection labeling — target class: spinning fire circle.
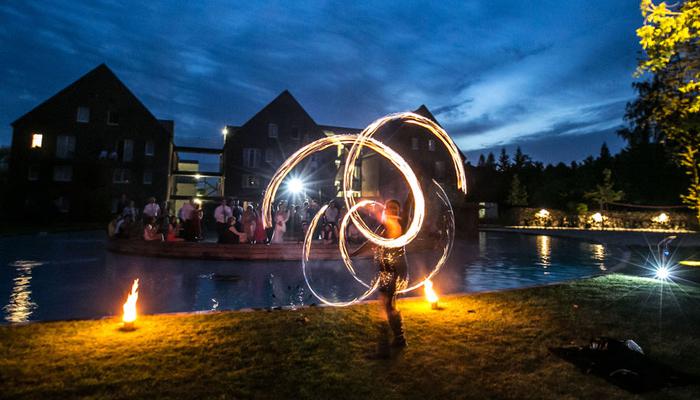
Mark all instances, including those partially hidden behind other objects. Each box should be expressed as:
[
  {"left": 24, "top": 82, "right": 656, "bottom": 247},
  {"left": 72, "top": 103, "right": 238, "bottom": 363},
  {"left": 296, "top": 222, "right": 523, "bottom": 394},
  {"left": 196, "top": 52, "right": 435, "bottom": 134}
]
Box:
[{"left": 262, "top": 112, "right": 467, "bottom": 306}]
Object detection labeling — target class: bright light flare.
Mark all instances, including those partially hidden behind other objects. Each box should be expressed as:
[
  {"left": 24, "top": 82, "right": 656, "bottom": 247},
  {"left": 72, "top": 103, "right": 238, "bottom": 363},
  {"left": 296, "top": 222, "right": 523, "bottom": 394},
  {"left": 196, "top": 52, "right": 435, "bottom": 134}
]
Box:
[
  {"left": 287, "top": 177, "right": 304, "bottom": 194},
  {"left": 122, "top": 279, "right": 139, "bottom": 326},
  {"left": 535, "top": 209, "right": 550, "bottom": 219},
  {"left": 222, "top": 127, "right": 229, "bottom": 136},
  {"left": 424, "top": 279, "right": 439, "bottom": 309},
  {"left": 655, "top": 266, "right": 670, "bottom": 280}
]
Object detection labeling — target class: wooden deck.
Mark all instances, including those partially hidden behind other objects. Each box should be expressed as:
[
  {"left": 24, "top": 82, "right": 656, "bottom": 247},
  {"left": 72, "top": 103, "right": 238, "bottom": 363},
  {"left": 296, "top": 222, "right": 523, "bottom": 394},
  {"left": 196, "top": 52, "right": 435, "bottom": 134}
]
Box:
[{"left": 106, "top": 239, "right": 361, "bottom": 261}]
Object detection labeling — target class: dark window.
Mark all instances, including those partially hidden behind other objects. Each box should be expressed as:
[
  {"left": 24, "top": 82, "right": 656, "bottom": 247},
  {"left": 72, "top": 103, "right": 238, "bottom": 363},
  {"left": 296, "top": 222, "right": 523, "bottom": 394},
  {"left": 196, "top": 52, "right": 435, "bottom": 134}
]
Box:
[
  {"left": 122, "top": 139, "right": 134, "bottom": 162},
  {"left": 27, "top": 164, "right": 39, "bottom": 181},
  {"left": 291, "top": 127, "right": 300, "bottom": 140},
  {"left": 76, "top": 106, "right": 90, "bottom": 123},
  {"left": 107, "top": 110, "right": 120, "bottom": 125},
  {"left": 242, "top": 175, "right": 260, "bottom": 188},
  {"left": 268, "top": 123, "right": 278, "bottom": 138},
  {"left": 411, "top": 137, "right": 419, "bottom": 150},
  {"left": 113, "top": 168, "right": 131, "bottom": 183},
  {"left": 53, "top": 165, "right": 73, "bottom": 182},
  {"left": 143, "top": 170, "right": 153, "bottom": 184},
  {"left": 145, "top": 140, "right": 155, "bottom": 156},
  {"left": 243, "top": 148, "right": 261, "bottom": 168},
  {"left": 56, "top": 135, "right": 76, "bottom": 159}
]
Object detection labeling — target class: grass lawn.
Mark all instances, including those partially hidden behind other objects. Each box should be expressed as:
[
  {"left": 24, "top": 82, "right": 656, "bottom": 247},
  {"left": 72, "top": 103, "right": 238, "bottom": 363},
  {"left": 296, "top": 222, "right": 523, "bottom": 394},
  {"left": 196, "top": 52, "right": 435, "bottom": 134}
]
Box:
[{"left": 1, "top": 274, "right": 699, "bottom": 399}]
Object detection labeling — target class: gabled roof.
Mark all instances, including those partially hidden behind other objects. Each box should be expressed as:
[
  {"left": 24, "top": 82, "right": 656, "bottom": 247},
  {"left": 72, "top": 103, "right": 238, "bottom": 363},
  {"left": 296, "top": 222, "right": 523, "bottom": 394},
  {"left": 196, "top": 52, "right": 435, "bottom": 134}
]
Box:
[
  {"left": 412, "top": 104, "right": 441, "bottom": 127},
  {"left": 11, "top": 63, "right": 166, "bottom": 132},
  {"left": 238, "top": 89, "right": 318, "bottom": 129}
]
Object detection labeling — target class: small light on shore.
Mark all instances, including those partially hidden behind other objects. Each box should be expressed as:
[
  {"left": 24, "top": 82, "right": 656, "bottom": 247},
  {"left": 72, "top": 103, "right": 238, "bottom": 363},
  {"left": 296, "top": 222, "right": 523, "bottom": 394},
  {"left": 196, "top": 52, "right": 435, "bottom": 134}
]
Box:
[
  {"left": 424, "top": 280, "right": 439, "bottom": 309},
  {"left": 652, "top": 212, "right": 669, "bottom": 224},
  {"left": 535, "top": 209, "right": 550, "bottom": 219},
  {"left": 222, "top": 127, "right": 228, "bottom": 136},
  {"left": 122, "top": 279, "right": 139, "bottom": 330},
  {"left": 591, "top": 212, "right": 604, "bottom": 223}
]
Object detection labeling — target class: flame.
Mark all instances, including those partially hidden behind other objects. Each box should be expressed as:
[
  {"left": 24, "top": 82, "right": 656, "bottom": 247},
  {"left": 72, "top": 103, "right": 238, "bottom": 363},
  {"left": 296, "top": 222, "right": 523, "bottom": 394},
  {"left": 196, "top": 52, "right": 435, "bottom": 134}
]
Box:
[
  {"left": 424, "top": 279, "right": 439, "bottom": 304},
  {"left": 122, "top": 279, "right": 139, "bottom": 324}
]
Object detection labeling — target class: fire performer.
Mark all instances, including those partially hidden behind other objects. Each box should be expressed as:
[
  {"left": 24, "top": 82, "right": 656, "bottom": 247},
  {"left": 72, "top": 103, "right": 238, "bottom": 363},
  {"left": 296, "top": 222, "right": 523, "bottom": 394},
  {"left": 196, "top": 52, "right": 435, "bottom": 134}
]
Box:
[{"left": 374, "top": 199, "right": 408, "bottom": 355}]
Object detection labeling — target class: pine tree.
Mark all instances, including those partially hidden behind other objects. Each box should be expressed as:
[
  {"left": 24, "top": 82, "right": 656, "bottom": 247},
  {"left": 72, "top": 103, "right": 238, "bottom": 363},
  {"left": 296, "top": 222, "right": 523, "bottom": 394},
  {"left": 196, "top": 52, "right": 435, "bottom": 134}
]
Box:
[
  {"left": 507, "top": 174, "right": 528, "bottom": 206},
  {"left": 485, "top": 152, "right": 496, "bottom": 169},
  {"left": 497, "top": 148, "right": 511, "bottom": 172},
  {"left": 477, "top": 154, "right": 486, "bottom": 167}
]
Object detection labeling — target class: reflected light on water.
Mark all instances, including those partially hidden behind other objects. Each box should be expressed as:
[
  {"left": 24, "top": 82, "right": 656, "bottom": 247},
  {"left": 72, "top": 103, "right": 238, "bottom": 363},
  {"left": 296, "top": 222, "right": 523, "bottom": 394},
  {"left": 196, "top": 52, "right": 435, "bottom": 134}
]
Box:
[
  {"left": 3, "top": 260, "right": 43, "bottom": 323},
  {"left": 536, "top": 235, "right": 551, "bottom": 269},
  {"left": 590, "top": 244, "right": 606, "bottom": 271}
]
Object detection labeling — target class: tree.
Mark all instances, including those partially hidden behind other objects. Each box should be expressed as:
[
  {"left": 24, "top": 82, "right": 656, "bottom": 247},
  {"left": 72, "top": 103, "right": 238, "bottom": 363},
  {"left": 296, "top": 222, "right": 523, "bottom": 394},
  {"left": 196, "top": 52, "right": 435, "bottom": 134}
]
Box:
[
  {"left": 513, "top": 146, "right": 531, "bottom": 170},
  {"left": 636, "top": 0, "right": 700, "bottom": 221},
  {"left": 497, "top": 148, "right": 511, "bottom": 172},
  {"left": 477, "top": 154, "right": 486, "bottom": 167},
  {"left": 485, "top": 152, "right": 496, "bottom": 169},
  {"left": 507, "top": 174, "right": 528, "bottom": 206},
  {"left": 584, "top": 169, "right": 624, "bottom": 211}
]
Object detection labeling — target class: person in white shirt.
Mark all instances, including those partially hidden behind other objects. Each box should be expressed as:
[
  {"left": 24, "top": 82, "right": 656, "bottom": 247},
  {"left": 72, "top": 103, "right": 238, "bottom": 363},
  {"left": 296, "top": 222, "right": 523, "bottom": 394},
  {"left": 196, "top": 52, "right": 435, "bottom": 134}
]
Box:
[
  {"left": 214, "top": 198, "right": 233, "bottom": 243},
  {"left": 178, "top": 199, "right": 196, "bottom": 241},
  {"left": 142, "top": 197, "right": 160, "bottom": 222}
]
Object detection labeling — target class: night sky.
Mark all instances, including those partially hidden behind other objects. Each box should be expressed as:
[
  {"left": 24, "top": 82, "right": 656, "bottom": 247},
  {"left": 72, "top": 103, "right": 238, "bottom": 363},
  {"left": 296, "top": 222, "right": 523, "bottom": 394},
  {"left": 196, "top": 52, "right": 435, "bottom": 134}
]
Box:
[{"left": 0, "top": 1, "right": 643, "bottom": 163}]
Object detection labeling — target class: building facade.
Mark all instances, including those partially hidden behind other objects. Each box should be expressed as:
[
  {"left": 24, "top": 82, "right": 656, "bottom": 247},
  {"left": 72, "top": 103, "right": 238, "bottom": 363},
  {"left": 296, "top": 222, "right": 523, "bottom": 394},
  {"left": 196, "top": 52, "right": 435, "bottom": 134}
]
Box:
[
  {"left": 8, "top": 64, "right": 465, "bottom": 222},
  {"left": 9, "top": 64, "right": 173, "bottom": 221}
]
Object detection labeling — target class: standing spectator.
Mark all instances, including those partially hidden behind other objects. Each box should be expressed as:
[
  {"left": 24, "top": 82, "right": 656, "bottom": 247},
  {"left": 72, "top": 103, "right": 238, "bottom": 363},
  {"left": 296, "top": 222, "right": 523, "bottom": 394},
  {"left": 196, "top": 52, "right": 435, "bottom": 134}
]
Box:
[
  {"left": 191, "top": 201, "right": 203, "bottom": 241},
  {"left": 254, "top": 203, "right": 267, "bottom": 244},
  {"left": 242, "top": 205, "right": 257, "bottom": 243},
  {"left": 122, "top": 200, "right": 138, "bottom": 220},
  {"left": 214, "top": 198, "right": 232, "bottom": 243},
  {"left": 143, "top": 197, "right": 161, "bottom": 222},
  {"left": 178, "top": 199, "right": 196, "bottom": 241},
  {"left": 270, "top": 201, "right": 290, "bottom": 243}
]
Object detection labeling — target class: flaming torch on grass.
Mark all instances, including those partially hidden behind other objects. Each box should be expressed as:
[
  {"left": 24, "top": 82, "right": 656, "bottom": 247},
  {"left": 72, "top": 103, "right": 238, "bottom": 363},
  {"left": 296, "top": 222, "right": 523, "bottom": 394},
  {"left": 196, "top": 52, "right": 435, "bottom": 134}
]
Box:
[
  {"left": 121, "top": 279, "right": 139, "bottom": 330},
  {"left": 424, "top": 279, "right": 439, "bottom": 310}
]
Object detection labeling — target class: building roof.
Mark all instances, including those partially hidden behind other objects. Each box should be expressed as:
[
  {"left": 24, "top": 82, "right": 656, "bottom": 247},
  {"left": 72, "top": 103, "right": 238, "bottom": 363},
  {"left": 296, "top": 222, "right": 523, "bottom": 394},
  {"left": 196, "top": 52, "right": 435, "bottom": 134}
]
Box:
[{"left": 11, "top": 63, "right": 168, "bottom": 137}]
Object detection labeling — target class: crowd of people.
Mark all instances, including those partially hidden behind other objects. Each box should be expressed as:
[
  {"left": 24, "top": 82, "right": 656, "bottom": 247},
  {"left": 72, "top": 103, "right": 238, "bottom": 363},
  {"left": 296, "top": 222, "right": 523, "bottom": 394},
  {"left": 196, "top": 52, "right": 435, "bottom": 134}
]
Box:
[{"left": 107, "top": 195, "right": 364, "bottom": 245}]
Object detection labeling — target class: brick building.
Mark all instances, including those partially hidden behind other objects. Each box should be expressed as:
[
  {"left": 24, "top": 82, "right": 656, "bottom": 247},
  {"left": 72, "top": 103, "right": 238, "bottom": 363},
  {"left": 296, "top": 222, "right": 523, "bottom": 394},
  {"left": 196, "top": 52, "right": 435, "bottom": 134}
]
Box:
[{"left": 9, "top": 64, "right": 173, "bottom": 221}]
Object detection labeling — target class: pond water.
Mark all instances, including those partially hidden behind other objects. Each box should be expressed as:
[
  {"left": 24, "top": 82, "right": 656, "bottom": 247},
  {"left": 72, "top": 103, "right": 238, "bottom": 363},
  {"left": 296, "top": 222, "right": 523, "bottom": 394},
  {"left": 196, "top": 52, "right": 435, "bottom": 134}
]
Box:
[{"left": 1, "top": 231, "right": 626, "bottom": 323}]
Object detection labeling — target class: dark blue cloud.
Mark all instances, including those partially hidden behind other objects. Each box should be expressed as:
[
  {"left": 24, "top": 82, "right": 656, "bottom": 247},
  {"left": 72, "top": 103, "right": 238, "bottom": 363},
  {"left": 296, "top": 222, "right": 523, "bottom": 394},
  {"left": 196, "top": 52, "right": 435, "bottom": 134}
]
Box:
[{"left": 0, "top": 0, "right": 643, "bottom": 160}]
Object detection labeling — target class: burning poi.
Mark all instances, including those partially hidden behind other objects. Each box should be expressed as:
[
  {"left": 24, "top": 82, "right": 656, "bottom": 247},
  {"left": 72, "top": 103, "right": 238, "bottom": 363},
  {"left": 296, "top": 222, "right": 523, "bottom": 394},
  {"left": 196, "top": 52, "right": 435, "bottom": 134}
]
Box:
[{"left": 261, "top": 112, "right": 466, "bottom": 306}]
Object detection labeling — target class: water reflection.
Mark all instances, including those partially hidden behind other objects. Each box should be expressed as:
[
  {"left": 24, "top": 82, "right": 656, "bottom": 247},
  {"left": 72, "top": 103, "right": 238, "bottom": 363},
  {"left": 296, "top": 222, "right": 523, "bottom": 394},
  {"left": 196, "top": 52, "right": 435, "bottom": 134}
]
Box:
[
  {"left": 4, "top": 260, "right": 43, "bottom": 323},
  {"left": 536, "top": 235, "right": 551, "bottom": 269},
  {"left": 0, "top": 231, "right": 622, "bottom": 323},
  {"left": 590, "top": 243, "right": 606, "bottom": 271}
]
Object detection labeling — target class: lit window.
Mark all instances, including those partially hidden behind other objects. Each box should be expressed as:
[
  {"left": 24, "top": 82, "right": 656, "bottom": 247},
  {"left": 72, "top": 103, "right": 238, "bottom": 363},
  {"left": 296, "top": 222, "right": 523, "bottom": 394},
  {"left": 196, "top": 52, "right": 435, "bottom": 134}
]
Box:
[
  {"left": 143, "top": 170, "right": 153, "bottom": 184},
  {"left": 76, "top": 106, "right": 90, "bottom": 123},
  {"left": 411, "top": 138, "right": 419, "bottom": 150},
  {"left": 268, "top": 123, "right": 278, "bottom": 138},
  {"left": 428, "top": 139, "right": 435, "bottom": 152},
  {"left": 53, "top": 165, "right": 73, "bottom": 182},
  {"left": 31, "top": 134, "right": 43, "bottom": 148},
  {"left": 113, "top": 168, "right": 130, "bottom": 183},
  {"left": 122, "top": 139, "right": 134, "bottom": 162},
  {"left": 56, "top": 135, "right": 76, "bottom": 159},
  {"left": 27, "top": 164, "right": 39, "bottom": 181},
  {"left": 107, "top": 110, "right": 119, "bottom": 125},
  {"left": 145, "top": 140, "right": 154, "bottom": 156}
]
